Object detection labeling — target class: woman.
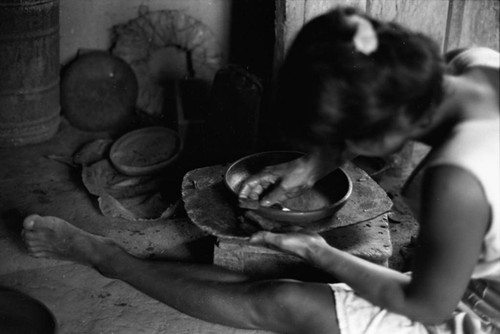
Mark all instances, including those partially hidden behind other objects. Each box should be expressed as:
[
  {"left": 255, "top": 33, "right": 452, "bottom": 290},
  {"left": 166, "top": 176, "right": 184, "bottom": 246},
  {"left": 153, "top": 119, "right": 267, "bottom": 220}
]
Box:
[{"left": 22, "top": 7, "right": 499, "bottom": 334}]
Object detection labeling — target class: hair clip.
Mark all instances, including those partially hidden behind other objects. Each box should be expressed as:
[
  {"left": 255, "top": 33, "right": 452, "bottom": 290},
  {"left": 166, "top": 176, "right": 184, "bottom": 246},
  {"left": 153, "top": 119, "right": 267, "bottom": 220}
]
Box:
[{"left": 347, "top": 15, "right": 378, "bottom": 55}]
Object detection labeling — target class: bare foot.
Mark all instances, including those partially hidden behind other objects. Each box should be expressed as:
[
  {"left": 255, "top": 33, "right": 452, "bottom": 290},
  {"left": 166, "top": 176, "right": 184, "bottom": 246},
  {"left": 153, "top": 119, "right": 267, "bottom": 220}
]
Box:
[{"left": 22, "top": 214, "right": 123, "bottom": 276}]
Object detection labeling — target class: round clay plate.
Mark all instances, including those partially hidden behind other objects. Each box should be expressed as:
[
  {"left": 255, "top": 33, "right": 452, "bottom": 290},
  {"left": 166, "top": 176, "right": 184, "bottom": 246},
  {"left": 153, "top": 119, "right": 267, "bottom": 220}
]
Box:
[
  {"left": 109, "top": 126, "right": 181, "bottom": 176},
  {"left": 61, "top": 50, "right": 138, "bottom": 132}
]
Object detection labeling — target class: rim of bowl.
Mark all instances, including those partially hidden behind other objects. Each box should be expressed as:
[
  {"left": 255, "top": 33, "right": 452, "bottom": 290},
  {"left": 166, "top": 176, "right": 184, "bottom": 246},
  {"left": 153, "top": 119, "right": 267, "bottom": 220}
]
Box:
[{"left": 224, "top": 151, "right": 353, "bottom": 214}]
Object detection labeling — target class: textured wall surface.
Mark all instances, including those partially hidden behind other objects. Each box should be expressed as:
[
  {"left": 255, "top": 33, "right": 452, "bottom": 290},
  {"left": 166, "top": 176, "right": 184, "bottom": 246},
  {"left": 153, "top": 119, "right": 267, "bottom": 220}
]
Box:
[
  {"left": 276, "top": 0, "right": 499, "bottom": 62},
  {"left": 59, "top": 0, "right": 231, "bottom": 66}
]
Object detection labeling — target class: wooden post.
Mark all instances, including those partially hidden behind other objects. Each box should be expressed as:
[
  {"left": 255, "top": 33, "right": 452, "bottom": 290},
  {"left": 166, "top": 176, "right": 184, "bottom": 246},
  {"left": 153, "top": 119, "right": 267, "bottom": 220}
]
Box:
[{"left": 445, "top": 0, "right": 499, "bottom": 52}]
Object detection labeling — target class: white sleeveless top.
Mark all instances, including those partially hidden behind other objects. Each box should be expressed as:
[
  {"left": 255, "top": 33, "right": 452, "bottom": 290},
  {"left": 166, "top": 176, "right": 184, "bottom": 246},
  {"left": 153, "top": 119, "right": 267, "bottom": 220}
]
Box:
[{"left": 402, "top": 47, "right": 500, "bottom": 326}]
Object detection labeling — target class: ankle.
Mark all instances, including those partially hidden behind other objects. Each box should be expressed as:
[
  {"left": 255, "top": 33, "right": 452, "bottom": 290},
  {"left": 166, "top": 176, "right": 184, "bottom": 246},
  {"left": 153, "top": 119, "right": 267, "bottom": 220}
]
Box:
[{"left": 90, "top": 238, "right": 129, "bottom": 278}]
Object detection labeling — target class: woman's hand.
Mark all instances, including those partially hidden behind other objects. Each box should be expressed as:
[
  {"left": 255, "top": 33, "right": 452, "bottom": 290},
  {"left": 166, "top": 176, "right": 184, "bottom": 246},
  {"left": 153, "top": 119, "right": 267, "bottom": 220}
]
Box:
[
  {"left": 238, "top": 158, "right": 316, "bottom": 208},
  {"left": 249, "top": 230, "right": 330, "bottom": 263},
  {"left": 238, "top": 147, "right": 355, "bottom": 208}
]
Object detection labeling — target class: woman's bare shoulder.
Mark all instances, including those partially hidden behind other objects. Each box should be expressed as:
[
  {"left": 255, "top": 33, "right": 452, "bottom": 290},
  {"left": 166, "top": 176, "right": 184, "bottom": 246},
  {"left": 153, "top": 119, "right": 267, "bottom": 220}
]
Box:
[
  {"left": 448, "top": 47, "right": 499, "bottom": 97},
  {"left": 446, "top": 47, "right": 500, "bottom": 71}
]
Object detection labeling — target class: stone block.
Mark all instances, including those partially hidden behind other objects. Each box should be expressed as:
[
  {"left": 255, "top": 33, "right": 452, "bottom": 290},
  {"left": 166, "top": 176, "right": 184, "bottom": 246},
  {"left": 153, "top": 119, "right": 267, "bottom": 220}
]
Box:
[{"left": 214, "top": 214, "right": 392, "bottom": 281}]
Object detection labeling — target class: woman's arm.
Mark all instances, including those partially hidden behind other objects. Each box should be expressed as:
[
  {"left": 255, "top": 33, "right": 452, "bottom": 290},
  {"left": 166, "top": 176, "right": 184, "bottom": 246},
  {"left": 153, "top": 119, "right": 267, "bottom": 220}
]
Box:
[
  {"left": 251, "top": 165, "right": 490, "bottom": 324},
  {"left": 399, "top": 165, "right": 489, "bottom": 321}
]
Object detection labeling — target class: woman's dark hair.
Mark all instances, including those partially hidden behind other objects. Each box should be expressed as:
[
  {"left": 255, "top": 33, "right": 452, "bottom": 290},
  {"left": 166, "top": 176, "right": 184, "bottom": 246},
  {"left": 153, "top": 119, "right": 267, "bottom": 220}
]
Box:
[{"left": 275, "top": 6, "right": 445, "bottom": 149}]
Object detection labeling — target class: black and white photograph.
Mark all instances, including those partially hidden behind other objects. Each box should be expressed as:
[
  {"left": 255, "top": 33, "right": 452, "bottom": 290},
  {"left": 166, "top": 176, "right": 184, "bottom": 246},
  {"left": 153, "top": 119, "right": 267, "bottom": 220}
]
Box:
[{"left": 0, "top": 0, "right": 499, "bottom": 333}]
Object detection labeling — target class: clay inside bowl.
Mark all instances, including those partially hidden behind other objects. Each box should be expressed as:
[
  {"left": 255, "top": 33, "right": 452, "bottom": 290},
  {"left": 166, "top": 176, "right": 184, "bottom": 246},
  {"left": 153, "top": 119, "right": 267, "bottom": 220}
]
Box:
[{"left": 225, "top": 151, "right": 352, "bottom": 225}]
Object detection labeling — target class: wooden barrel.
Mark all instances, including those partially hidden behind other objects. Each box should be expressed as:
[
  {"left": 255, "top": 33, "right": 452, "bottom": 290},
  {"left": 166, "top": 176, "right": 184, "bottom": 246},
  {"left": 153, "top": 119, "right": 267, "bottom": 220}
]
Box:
[{"left": 0, "top": 0, "right": 61, "bottom": 147}]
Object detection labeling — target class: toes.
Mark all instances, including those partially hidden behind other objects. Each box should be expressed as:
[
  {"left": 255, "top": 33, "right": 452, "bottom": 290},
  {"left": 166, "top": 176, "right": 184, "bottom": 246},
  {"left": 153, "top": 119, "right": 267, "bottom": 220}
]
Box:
[
  {"left": 24, "top": 239, "right": 46, "bottom": 250},
  {"left": 23, "top": 242, "right": 51, "bottom": 257},
  {"left": 21, "top": 228, "right": 46, "bottom": 251},
  {"left": 30, "top": 251, "right": 50, "bottom": 259},
  {"left": 27, "top": 245, "right": 46, "bottom": 254},
  {"left": 22, "top": 228, "right": 33, "bottom": 239},
  {"left": 23, "top": 214, "right": 41, "bottom": 230},
  {"left": 22, "top": 229, "right": 40, "bottom": 244}
]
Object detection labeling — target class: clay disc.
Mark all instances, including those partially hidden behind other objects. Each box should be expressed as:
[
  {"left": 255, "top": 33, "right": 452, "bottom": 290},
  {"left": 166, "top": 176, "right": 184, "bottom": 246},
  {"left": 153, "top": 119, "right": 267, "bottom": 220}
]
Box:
[
  {"left": 61, "top": 50, "right": 138, "bottom": 132},
  {"left": 109, "top": 126, "right": 181, "bottom": 176}
]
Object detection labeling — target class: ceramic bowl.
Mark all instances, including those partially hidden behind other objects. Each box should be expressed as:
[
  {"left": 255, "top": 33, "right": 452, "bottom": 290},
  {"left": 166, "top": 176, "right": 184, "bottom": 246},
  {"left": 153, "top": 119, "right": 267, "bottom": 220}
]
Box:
[{"left": 225, "top": 151, "right": 352, "bottom": 225}]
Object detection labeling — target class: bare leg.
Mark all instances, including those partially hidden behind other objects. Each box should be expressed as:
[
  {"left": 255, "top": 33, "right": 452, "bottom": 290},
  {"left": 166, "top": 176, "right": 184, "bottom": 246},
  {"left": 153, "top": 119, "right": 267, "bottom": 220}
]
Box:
[
  {"left": 21, "top": 214, "right": 248, "bottom": 282},
  {"left": 22, "top": 215, "right": 339, "bottom": 334}
]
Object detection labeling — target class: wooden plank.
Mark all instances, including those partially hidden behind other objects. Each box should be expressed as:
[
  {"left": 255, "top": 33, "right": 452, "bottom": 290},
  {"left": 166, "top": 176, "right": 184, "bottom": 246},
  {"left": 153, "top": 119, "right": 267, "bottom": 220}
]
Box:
[
  {"left": 368, "top": 0, "right": 449, "bottom": 51},
  {"left": 275, "top": 0, "right": 306, "bottom": 56},
  {"left": 453, "top": 0, "right": 499, "bottom": 50},
  {"left": 285, "top": 0, "right": 307, "bottom": 45},
  {"left": 444, "top": 0, "right": 465, "bottom": 52},
  {"left": 274, "top": 0, "right": 305, "bottom": 70}
]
